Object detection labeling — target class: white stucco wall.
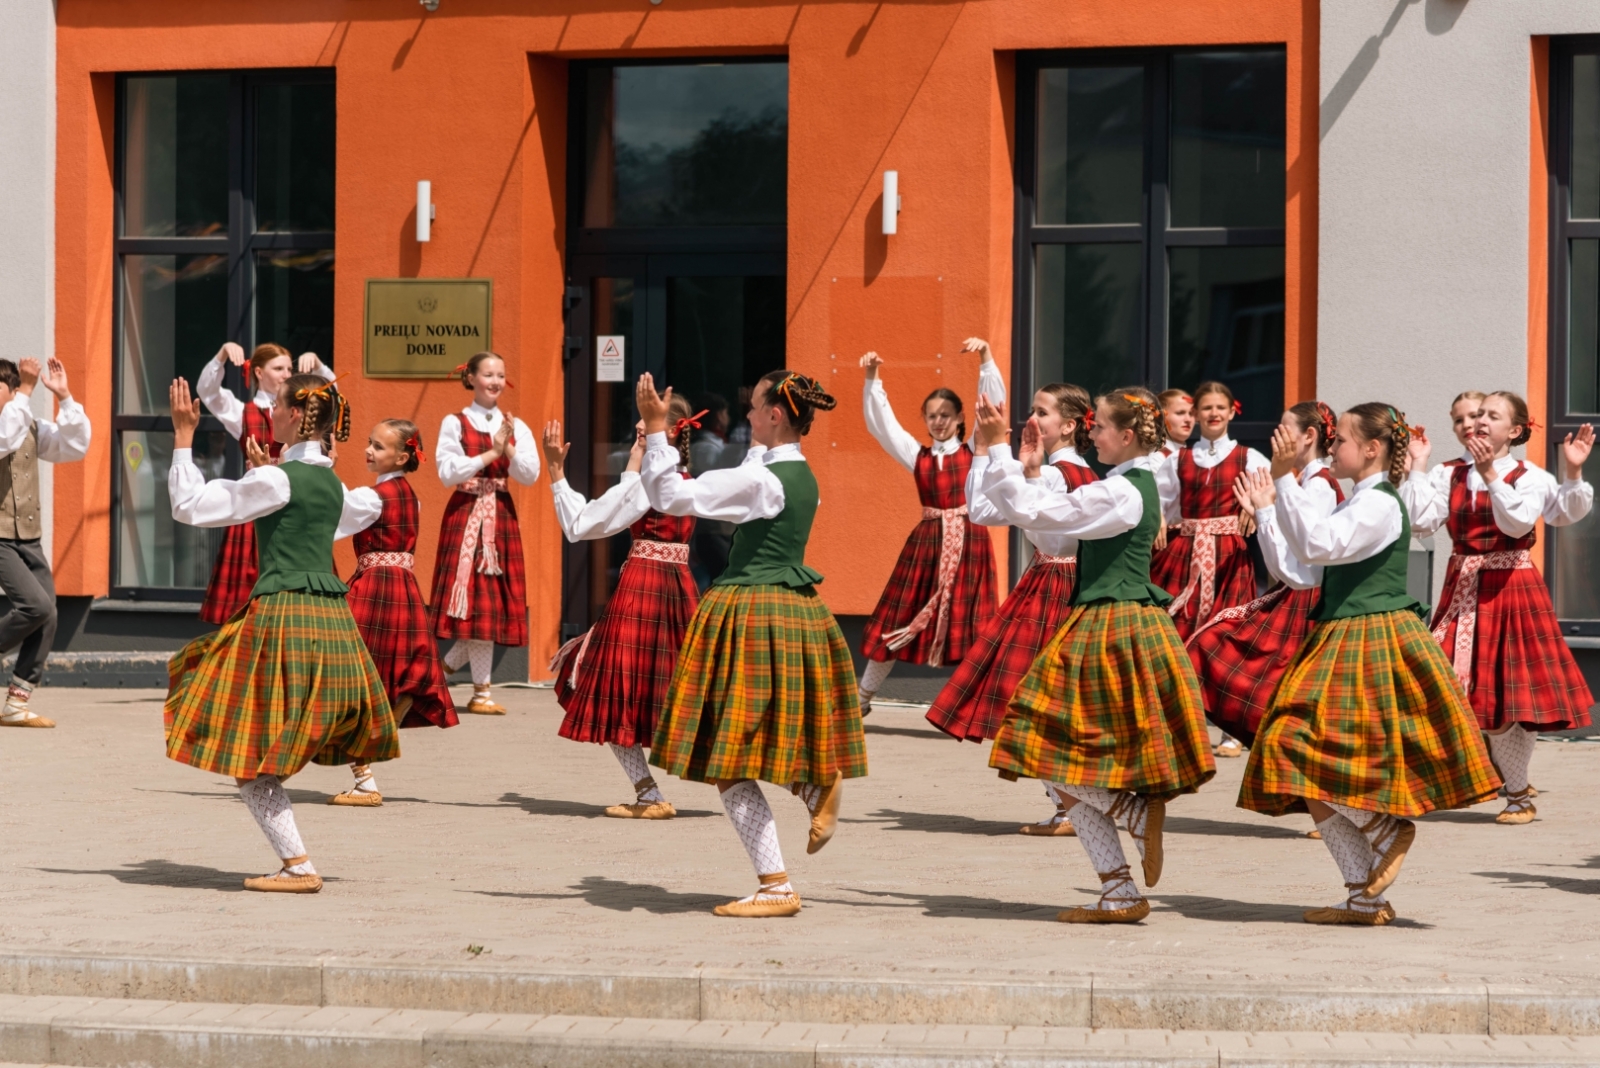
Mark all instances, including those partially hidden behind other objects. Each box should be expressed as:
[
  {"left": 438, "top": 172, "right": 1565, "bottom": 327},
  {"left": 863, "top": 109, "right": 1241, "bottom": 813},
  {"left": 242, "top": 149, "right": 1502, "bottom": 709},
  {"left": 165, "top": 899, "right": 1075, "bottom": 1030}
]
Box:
[{"left": 0, "top": 2, "right": 56, "bottom": 563}]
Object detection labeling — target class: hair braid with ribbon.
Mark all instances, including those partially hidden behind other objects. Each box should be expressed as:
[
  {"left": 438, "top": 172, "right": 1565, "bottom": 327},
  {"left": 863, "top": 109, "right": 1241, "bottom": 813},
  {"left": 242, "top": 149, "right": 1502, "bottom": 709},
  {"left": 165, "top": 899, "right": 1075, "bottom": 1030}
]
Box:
[
  {"left": 1346, "top": 401, "right": 1410, "bottom": 487},
  {"left": 381, "top": 418, "right": 426, "bottom": 473},
  {"left": 286, "top": 373, "right": 351, "bottom": 444},
  {"left": 757, "top": 370, "right": 837, "bottom": 436},
  {"left": 1096, "top": 386, "right": 1163, "bottom": 450},
  {"left": 1287, "top": 400, "right": 1338, "bottom": 457}
]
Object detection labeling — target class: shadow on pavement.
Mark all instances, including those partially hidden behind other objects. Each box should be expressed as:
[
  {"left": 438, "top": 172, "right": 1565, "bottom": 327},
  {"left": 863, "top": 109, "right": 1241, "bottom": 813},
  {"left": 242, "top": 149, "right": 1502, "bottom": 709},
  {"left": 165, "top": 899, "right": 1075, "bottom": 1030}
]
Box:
[
  {"left": 1473, "top": 866, "right": 1600, "bottom": 896},
  {"left": 826, "top": 887, "right": 1062, "bottom": 920},
  {"left": 1163, "top": 815, "right": 1311, "bottom": 840},
  {"left": 863, "top": 723, "right": 945, "bottom": 739},
  {"left": 369, "top": 792, "right": 718, "bottom": 819},
  {"left": 469, "top": 875, "right": 725, "bottom": 914},
  {"left": 35, "top": 859, "right": 271, "bottom": 892},
  {"left": 1152, "top": 894, "right": 1434, "bottom": 928},
  {"left": 845, "top": 808, "right": 1022, "bottom": 837}
]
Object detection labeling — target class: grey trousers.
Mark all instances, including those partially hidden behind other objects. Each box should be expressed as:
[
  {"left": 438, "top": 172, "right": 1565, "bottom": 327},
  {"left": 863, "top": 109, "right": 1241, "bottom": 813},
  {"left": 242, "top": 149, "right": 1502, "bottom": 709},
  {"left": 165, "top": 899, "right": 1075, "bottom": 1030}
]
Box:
[{"left": 0, "top": 539, "right": 56, "bottom": 686}]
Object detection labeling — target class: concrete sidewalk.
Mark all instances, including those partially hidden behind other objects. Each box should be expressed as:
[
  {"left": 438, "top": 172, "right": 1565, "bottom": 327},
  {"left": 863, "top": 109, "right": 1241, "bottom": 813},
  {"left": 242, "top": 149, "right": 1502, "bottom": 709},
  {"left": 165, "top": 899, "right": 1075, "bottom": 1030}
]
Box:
[{"left": 1, "top": 686, "right": 1596, "bottom": 988}]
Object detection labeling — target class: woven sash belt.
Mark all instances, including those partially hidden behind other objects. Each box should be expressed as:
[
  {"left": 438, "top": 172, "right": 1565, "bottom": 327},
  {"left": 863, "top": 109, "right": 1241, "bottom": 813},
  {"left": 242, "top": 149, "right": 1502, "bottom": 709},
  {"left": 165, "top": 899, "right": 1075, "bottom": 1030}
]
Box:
[
  {"left": 1432, "top": 549, "right": 1534, "bottom": 689},
  {"left": 446, "top": 476, "right": 508, "bottom": 621},
  {"left": 1030, "top": 551, "right": 1076, "bottom": 568},
  {"left": 628, "top": 539, "right": 690, "bottom": 564},
  {"left": 1166, "top": 514, "right": 1242, "bottom": 625},
  {"left": 883, "top": 504, "right": 969, "bottom": 667},
  {"left": 357, "top": 551, "right": 414, "bottom": 570}
]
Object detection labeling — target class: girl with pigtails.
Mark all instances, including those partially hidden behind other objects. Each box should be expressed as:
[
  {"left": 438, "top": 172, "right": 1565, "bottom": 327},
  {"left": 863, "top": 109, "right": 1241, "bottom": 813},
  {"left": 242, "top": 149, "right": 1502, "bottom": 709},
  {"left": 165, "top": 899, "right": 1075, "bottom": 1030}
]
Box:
[
  {"left": 164, "top": 374, "right": 397, "bottom": 894},
  {"left": 541, "top": 392, "right": 702, "bottom": 822},
  {"left": 854, "top": 339, "right": 1004, "bottom": 712},
  {"left": 430, "top": 351, "right": 540, "bottom": 715},
  {"left": 195, "top": 342, "right": 335, "bottom": 624},
  {"left": 1239, "top": 404, "right": 1499, "bottom": 926},
  {"left": 1401, "top": 391, "right": 1595, "bottom": 826},
  {"left": 636, "top": 369, "right": 865, "bottom": 919},
  {"left": 925, "top": 380, "right": 1098, "bottom": 837},
  {"left": 978, "top": 387, "right": 1213, "bottom": 925},
  {"left": 329, "top": 419, "right": 459, "bottom": 808}
]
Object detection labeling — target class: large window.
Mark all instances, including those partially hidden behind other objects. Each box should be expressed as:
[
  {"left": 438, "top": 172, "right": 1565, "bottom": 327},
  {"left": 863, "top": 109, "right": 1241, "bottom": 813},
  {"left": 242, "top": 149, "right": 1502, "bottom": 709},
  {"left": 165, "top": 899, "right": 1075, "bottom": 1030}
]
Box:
[
  {"left": 1549, "top": 40, "right": 1600, "bottom": 628},
  {"left": 1014, "top": 49, "right": 1286, "bottom": 431},
  {"left": 113, "top": 71, "right": 334, "bottom": 597}
]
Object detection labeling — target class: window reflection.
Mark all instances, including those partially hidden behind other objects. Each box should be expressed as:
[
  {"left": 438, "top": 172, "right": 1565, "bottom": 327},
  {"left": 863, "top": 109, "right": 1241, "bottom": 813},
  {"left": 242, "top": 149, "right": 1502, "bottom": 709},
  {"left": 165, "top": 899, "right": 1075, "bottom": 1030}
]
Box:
[
  {"left": 255, "top": 82, "right": 336, "bottom": 231},
  {"left": 1167, "top": 246, "right": 1285, "bottom": 414},
  {"left": 1169, "top": 52, "right": 1286, "bottom": 229},
  {"left": 122, "top": 75, "right": 230, "bottom": 238},
  {"left": 1036, "top": 66, "right": 1145, "bottom": 226},
  {"left": 117, "top": 430, "right": 230, "bottom": 590},
  {"left": 1034, "top": 244, "right": 1143, "bottom": 395},
  {"left": 119, "top": 254, "right": 229, "bottom": 417},
  {"left": 1571, "top": 240, "right": 1599, "bottom": 415},
  {"left": 255, "top": 249, "right": 335, "bottom": 364}
]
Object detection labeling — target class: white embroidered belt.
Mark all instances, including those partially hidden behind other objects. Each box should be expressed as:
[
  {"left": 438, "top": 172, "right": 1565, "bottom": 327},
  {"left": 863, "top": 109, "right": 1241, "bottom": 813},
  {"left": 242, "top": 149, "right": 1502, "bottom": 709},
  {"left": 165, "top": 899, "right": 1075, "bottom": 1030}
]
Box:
[
  {"left": 883, "top": 504, "right": 969, "bottom": 666},
  {"left": 1030, "top": 551, "right": 1076, "bottom": 568},
  {"left": 629, "top": 539, "right": 690, "bottom": 564},
  {"left": 1432, "top": 549, "right": 1534, "bottom": 689},
  {"left": 1184, "top": 582, "right": 1292, "bottom": 650},
  {"left": 357, "top": 551, "right": 414, "bottom": 571},
  {"left": 549, "top": 627, "right": 594, "bottom": 689},
  {"left": 446, "top": 477, "right": 508, "bottom": 621},
  {"left": 1166, "top": 515, "right": 1242, "bottom": 624}
]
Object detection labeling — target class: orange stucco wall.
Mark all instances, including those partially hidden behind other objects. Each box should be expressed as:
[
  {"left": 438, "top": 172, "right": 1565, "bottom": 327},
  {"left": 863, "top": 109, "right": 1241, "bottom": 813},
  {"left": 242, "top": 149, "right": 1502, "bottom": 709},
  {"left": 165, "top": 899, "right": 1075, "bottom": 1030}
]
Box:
[{"left": 55, "top": 0, "right": 1317, "bottom": 675}]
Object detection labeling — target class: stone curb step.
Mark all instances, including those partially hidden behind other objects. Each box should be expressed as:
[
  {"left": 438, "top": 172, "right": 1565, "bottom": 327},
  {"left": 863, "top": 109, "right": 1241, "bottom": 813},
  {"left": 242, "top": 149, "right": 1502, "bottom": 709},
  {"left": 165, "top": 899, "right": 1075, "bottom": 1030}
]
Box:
[
  {"left": 1, "top": 951, "right": 1598, "bottom": 1037},
  {"left": 0, "top": 994, "right": 1598, "bottom": 1068}
]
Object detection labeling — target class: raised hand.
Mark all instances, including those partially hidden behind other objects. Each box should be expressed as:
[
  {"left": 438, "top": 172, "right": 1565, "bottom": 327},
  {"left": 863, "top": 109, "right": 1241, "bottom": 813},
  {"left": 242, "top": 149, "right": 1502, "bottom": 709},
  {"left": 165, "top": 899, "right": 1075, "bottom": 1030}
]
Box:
[
  {"left": 1406, "top": 424, "right": 1432, "bottom": 473},
  {"left": 541, "top": 420, "right": 570, "bottom": 482},
  {"left": 16, "top": 358, "right": 40, "bottom": 396},
  {"left": 973, "top": 393, "right": 1009, "bottom": 450},
  {"left": 296, "top": 352, "right": 322, "bottom": 375},
  {"left": 859, "top": 351, "right": 884, "bottom": 379},
  {"left": 1018, "top": 415, "right": 1045, "bottom": 477},
  {"left": 493, "top": 417, "right": 517, "bottom": 462},
  {"left": 42, "top": 357, "right": 70, "bottom": 400},
  {"left": 243, "top": 435, "right": 271, "bottom": 470},
  {"left": 218, "top": 342, "right": 245, "bottom": 367},
  {"left": 959, "top": 337, "right": 992, "bottom": 362},
  {"left": 635, "top": 373, "right": 672, "bottom": 434},
  {"left": 1467, "top": 432, "right": 1498, "bottom": 483},
  {"left": 1236, "top": 468, "right": 1277, "bottom": 513},
  {"left": 1563, "top": 424, "right": 1595, "bottom": 480},
  {"left": 1268, "top": 423, "right": 1299, "bottom": 481},
  {"left": 170, "top": 378, "right": 202, "bottom": 449}
]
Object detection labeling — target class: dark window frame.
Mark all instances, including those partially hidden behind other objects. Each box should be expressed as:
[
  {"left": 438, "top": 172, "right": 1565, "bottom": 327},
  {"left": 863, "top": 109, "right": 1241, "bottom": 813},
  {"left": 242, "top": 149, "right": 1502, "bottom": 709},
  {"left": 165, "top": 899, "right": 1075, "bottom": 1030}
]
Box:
[
  {"left": 111, "top": 68, "right": 335, "bottom": 600},
  {"left": 1010, "top": 46, "right": 1288, "bottom": 444},
  {"left": 1546, "top": 36, "right": 1600, "bottom": 632}
]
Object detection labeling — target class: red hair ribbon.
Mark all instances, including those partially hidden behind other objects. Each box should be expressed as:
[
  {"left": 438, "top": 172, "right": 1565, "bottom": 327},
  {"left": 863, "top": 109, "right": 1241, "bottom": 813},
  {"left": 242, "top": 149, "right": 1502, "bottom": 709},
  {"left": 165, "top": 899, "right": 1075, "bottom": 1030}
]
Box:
[
  {"left": 1082, "top": 410, "right": 1095, "bottom": 430},
  {"left": 405, "top": 433, "right": 428, "bottom": 464},
  {"left": 1180, "top": 394, "right": 1193, "bottom": 405},
  {"left": 1315, "top": 401, "right": 1336, "bottom": 442},
  {"left": 1232, "top": 399, "right": 1244, "bottom": 417},
  {"left": 1527, "top": 418, "right": 1542, "bottom": 432},
  {"left": 672, "top": 409, "right": 710, "bottom": 440}
]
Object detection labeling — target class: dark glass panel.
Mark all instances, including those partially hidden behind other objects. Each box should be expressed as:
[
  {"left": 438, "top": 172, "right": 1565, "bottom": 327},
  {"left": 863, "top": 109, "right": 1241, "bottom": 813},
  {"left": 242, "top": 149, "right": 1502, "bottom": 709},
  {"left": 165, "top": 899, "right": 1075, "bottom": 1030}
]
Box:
[
  {"left": 116, "top": 429, "right": 231, "bottom": 589},
  {"left": 118, "top": 253, "right": 229, "bottom": 416},
  {"left": 1169, "top": 52, "right": 1286, "bottom": 229},
  {"left": 122, "top": 75, "right": 230, "bottom": 238},
  {"left": 255, "top": 249, "right": 335, "bottom": 364},
  {"left": 1036, "top": 66, "right": 1145, "bottom": 225},
  {"left": 1033, "top": 243, "right": 1143, "bottom": 396},
  {"left": 1168, "top": 246, "right": 1285, "bottom": 416},
  {"left": 255, "top": 82, "right": 336, "bottom": 232},
  {"left": 1555, "top": 465, "right": 1600, "bottom": 619},
  {"left": 584, "top": 63, "right": 787, "bottom": 227},
  {"left": 587, "top": 277, "right": 639, "bottom": 619},
  {"left": 1571, "top": 239, "right": 1600, "bottom": 414}
]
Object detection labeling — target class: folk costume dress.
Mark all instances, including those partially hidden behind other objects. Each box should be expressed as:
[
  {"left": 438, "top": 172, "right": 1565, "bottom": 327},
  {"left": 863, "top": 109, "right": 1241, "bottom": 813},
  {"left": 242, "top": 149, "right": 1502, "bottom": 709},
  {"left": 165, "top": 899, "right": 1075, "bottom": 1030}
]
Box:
[
  {"left": 332, "top": 472, "right": 459, "bottom": 806},
  {"left": 430, "top": 403, "right": 540, "bottom": 711},
  {"left": 164, "top": 440, "right": 398, "bottom": 890},
  {"left": 642, "top": 432, "right": 866, "bottom": 917},
  {"left": 856, "top": 360, "right": 1006, "bottom": 704},
  {"left": 1402, "top": 454, "right": 1593, "bottom": 822},
  {"left": 1152, "top": 435, "right": 1269, "bottom": 641},
  {"left": 981, "top": 446, "right": 1214, "bottom": 923},
  {"left": 1186, "top": 458, "right": 1344, "bottom": 747},
  {"left": 548, "top": 468, "right": 698, "bottom": 818},
  {"left": 1240, "top": 472, "right": 1500, "bottom": 924},
  {"left": 195, "top": 355, "right": 334, "bottom": 625}
]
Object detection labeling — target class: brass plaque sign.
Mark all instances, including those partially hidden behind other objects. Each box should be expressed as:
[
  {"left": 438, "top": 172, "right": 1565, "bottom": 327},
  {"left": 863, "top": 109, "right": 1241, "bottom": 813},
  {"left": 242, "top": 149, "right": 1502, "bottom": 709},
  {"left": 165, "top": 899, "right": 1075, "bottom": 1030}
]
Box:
[{"left": 364, "top": 278, "right": 493, "bottom": 378}]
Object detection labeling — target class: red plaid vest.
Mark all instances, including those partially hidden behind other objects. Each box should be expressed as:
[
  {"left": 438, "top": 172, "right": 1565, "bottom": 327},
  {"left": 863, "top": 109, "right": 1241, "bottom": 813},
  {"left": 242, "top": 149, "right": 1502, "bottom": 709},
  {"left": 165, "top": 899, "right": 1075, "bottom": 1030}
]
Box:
[
  {"left": 1446, "top": 462, "right": 1535, "bottom": 554},
  {"left": 242, "top": 402, "right": 283, "bottom": 459},
  {"left": 1052, "top": 459, "right": 1099, "bottom": 491},
  {"left": 457, "top": 420, "right": 511, "bottom": 478},
  {"left": 354, "top": 477, "right": 420, "bottom": 555},
  {"left": 1176, "top": 444, "right": 1250, "bottom": 518},
  {"left": 916, "top": 443, "right": 973, "bottom": 509},
  {"left": 631, "top": 507, "right": 694, "bottom": 544}
]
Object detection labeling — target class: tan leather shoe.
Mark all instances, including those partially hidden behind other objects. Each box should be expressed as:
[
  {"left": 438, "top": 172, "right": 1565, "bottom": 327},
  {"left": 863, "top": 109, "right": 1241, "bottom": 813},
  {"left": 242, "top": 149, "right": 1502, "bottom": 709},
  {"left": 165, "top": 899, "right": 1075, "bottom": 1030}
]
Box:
[
  {"left": 465, "top": 696, "right": 507, "bottom": 715},
  {"left": 0, "top": 711, "right": 54, "bottom": 728},
  {"left": 1058, "top": 898, "right": 1150, "bottom": 924},
  {"left": 1364, "top": 817, "right": 1416, "bottom": 897},
  {"left": 1303, "top": 901, "right": 1396, "bottom": 925},
  {"left": 243, "top": 857, "right": 323, "bottom": 894},
  {"left": 801, "top": 771, "right": 843, "bottom": 855},
  {"left": 328, "top": 789, "right": 383, "bottom": 807},
  {"left": 604, "top": 800, "right": 676, "bottom": 820},
  {"left": 1495, "top": 789, "right": 1536, "bottom": 825},
  {"left": 714, "top": 872, "right": 801, "bottom": 917},
  {"left": 1018, "top": 817, "right": 1076, "bottom": 837},
  {"left": 1213, "top": 740, "right": 1244, "bottom": 758}
]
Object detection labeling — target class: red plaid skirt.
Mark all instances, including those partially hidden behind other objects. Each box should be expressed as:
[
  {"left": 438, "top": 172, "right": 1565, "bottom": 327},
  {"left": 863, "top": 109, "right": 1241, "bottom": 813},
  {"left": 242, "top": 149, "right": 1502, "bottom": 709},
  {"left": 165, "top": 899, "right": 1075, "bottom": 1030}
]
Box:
[
  {"left": 1187, "top": 584, "right": 1318, "bottom": 748},
  {"left": 926, "top": 557, "right": 1076, "bottom": 742},
  {"left": 1431, "top": 558, "right": 1594, "bottom": 732},
  {"left": 860, "top": 517, "right": 995, "bottom": 665},
  {"left": 200, "top": 523, "right": 258, "bottom": 625},
  {"left": 349, "top": 563, "right": 458, "bottom": 730},
  {"left": 429, "top": 487, "right": 528, "bottom": 646},
  {"left": 1151, "top": 530, "right": 1257, "bottom": 641},
  {"left": 556, "top": 550, "right": 699, "bottom": 748}
]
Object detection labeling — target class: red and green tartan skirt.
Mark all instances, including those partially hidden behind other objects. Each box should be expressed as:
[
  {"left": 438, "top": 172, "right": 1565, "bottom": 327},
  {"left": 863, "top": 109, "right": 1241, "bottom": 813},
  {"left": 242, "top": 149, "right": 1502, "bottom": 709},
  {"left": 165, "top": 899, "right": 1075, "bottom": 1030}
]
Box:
[
  {"left": 860, "top": 516, "right": 996, "bottom": 666},
  {"left": 199, "top": 522, "right": 258, "bottom": 626},
  {"left": 990, "top": 601, "right": 1215, "bottom": 800},
  {"left": 651, "top": 584, "right": 867, "bottom": 786},
  {"left": 926, "top": 557, "right": 1077, "bottom": 742},
  {"left": 1187, "top": 583, "right": 1319, "bottom": 748},
  {"left": 1239, "top": 610, "right": 1501, "bottom": 818},
  {"left": 348, "top": 564, "right": 458, "bottom": 730},
  {"left": 557, "top": 551, "right": 699, "bottom": 748},
  {"left": 165, "top": 591, "right": 400, "bottom": 780}
]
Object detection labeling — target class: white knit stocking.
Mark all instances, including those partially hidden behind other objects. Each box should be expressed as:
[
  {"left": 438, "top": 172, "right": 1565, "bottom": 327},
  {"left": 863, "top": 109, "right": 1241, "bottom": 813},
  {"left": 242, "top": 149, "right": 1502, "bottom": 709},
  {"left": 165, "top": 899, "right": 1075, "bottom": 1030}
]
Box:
[
  {"left": 609, "top": 744, "right": 665, "bottom": 802},
  {"left": 858, "top": 658, "right": 894, "bottom": 697},
  {"left": 1315, "top": 814, "right": 1387, "bottom": 911},
  {"left": 790, "top": 781, "right": 823, "bottom": 814},
  {"left": 1061, "top": 791, "right": 1141, "bottom": 907},
  {"left": 720, "top": 780, "right": 793, "bottom": 898},
  {"left": 1327, "top": 802, "right": 1405, "bottom": 862},
  {"left": 238, "top": 777, "right": 316, "bottom": 875},
  {"left": 1488, "top": 727, "right": 1536, "bottom": 796},
  {"left": 466, "top": 640, "right": 494, "bottom": 687},
  {"left": 349, "top": 763, "right": 378, "bottom": 795},
  {"left": 1066, "top": 786, "right": 1149, "bottom": 863},
  {"left": 443, "top": 641, "right": 470, "bottom": 672}
]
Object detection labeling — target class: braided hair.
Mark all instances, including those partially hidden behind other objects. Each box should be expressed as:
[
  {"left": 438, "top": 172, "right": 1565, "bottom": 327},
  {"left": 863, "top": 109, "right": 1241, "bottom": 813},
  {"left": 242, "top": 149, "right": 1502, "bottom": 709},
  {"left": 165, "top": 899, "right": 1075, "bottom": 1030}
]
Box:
[
  {"left": 284, "top": 373, "right": 351, "bottom": 445},
  {"left": 756, "top": 370, "right": 837, "bottom": 436},
  {"left": 1038, "top": 382, "right": 1093, "bottom": 455},
  {"left": 1287, "top": 400, "right": 1337, "bottom": 457},
  {"left": 1346, "top": 401, "right": 1411, "bottom": 487},
  {"left": 458, "top": 350, "right": 502, "bottom": 388},
  {"left": 381, "top": 418, "right": 424, "bottom": 473},
  {"left": 1095, "top": 386, "right": 1164, "bottom": 452},
  {"left": 666, "top": 392, "right": 695, "bottom": 470}
]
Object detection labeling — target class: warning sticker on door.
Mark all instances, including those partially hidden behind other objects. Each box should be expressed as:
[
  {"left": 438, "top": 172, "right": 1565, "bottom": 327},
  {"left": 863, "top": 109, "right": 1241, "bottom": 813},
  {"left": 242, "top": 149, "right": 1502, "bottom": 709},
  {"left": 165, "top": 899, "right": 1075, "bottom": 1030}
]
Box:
[{"left": 596, "top": 336, "right": 625, "bottom": 382}]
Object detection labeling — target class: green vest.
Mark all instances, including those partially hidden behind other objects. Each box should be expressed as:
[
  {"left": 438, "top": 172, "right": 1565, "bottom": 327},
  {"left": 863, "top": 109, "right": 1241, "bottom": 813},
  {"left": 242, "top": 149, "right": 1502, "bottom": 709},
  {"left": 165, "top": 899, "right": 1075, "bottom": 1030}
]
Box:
[
  {"left": 1072, "top": 466, "right": 1172, "bottom": 607},
  {"left": 715, "top": 459, "right": 825, "bottom": 589},
  {"left": 249, "top": 461, "right": 350, "bottom": 600},
  {"left": 1311, "top": 479, "right": 1422, "bottom": 621}
]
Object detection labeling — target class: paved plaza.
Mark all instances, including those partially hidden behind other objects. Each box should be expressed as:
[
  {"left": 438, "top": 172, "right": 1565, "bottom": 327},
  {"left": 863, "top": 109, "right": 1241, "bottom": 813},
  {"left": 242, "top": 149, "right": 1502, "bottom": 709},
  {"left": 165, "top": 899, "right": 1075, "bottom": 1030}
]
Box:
[{"left": 2, "top": 685, "right": 1598, "bottom": 987}]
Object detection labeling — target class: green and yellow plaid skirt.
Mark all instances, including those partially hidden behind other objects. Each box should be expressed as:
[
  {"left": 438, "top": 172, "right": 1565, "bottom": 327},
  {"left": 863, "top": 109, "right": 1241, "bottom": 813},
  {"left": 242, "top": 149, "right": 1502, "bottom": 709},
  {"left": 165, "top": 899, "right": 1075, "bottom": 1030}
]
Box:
[
  {"left": 165, "top": 591, "right": 400, "bottom": 780},
  {"left": 1239, "top": 609, "right": 1500, "bottom": 818},
  {"left": 990, "top": 602, "right": 1215, "bottom": 800},
  {"left": 650, "top": 584, "right": 866, "bottom": 786}
]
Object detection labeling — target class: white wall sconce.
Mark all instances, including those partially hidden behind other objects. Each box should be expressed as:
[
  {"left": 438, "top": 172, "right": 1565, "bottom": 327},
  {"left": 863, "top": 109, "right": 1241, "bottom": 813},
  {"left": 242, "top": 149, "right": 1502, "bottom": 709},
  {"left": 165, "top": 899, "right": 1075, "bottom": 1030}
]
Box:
[
  {"left": 420, "top": 0, "right": 440, "bottom": 11},
  {"left": 882, "top": 170, "right": 901, "bottom": 236},
  {"left": 417, "top": 180, "right": 436, "bottom": 242}
]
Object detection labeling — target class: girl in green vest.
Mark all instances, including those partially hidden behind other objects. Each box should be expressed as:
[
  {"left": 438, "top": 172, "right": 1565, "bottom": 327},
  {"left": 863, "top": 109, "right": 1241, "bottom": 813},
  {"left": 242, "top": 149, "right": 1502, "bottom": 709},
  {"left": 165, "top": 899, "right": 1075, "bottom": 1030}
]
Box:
[
  {"left": 1238, "top": 403, "right": 1500, "bottom": 925},
  {"left": 164, "top": 375, "right": 399, "bottom": 895},
  {"left": 635, "top": 370, "right": 866, "bottom": 919},
  {"left": 977, "top": 387, "right": 1214, "bottom": 925}
]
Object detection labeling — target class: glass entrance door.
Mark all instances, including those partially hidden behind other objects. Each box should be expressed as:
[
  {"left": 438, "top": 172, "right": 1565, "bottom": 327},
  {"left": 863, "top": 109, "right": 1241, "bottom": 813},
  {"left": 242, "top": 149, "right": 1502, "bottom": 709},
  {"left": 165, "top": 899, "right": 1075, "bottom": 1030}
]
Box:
[{"left": 562, "top": 253, "right": 785, "bottom": 633}]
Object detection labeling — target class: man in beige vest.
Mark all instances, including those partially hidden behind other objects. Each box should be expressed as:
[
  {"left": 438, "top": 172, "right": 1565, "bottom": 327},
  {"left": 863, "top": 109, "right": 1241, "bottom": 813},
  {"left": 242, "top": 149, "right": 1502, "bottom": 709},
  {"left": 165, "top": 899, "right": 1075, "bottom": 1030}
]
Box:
[{"left": 0, "top": 357, "right": 90, "bottom": 727}]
